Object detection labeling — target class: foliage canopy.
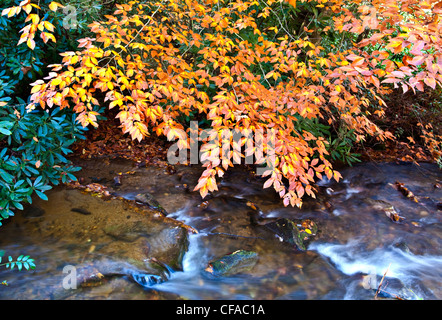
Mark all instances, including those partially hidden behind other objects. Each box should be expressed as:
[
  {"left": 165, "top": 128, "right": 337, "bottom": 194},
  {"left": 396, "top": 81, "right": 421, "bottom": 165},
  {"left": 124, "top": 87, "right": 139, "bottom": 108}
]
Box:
[{"left": 3, "top": 0, "right": 442, "bottom": 208}]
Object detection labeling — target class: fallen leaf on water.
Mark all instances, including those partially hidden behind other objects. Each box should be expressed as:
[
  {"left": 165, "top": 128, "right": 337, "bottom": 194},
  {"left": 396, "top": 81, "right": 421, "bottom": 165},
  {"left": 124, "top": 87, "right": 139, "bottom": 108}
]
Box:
[
  {"left": 394, "top": 181, "right": 418, "bottom": 202},
  {"left": 198, "top": 201, "right": 210, "bottom": 209},
  {"left": 387, "top": 211, "right": 405, "bottom": 222}
]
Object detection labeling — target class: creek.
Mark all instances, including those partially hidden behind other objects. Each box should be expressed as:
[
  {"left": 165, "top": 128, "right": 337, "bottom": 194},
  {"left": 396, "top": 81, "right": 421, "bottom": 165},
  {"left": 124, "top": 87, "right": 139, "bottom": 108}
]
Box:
[{"left": 0, "top": 159, "right": 441, "bottom": 300}]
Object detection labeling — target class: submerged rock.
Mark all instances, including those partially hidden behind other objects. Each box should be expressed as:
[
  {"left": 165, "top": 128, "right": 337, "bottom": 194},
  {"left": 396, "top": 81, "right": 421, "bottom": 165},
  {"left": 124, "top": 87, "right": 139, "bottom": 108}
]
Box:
[
  {"left": 103, "top": 223, "right": 189, "bottom": 271},
  {"left": 22, "top": 205, "right": 45, "bottom": 218},
  {"left": 135, "top": 192, "right": 168, "bottom": 215},
  {"left": 51, "top": 257, "right": 172, "bottom": 298},
  {"left": 103, "top": 222, "right": 144, "bottom": 242},
  {"left": 393, "top": 241, "right": 412, "bottom": 254},
  {"left": 204, "top": 250, "right": 259, "bottom": 277},
  {"left": 364, "top": 198, "right": 405, "bottom": 222}
]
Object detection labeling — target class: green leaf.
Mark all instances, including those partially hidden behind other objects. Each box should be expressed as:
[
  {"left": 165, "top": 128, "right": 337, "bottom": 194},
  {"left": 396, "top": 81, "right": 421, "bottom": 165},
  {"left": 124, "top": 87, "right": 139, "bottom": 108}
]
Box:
[
  {"left": 1, "top": 210, "right": 10, "bottom": 219},
  {"left": 55, "top": 153, "right": 68, "bottom": 163},
  {"left": 33, "top": 176, "right": 43, "bottom": 187},
  {"left": 0, "top": 127, "right": 12, "bottom": 135},
  {"left": 0, "top": 169, "right": 14, "bottom": 183},
  {"left": 35, "top": 190, "right": 48, "bottom": 201},
  {"left": 12, "top": 201, "right": 23, "bottom": 210}
]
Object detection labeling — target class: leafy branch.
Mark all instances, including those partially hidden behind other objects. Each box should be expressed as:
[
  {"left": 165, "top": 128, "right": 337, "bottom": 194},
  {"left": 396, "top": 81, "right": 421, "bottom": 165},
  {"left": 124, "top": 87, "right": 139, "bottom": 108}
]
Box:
[{"left": 0, "top": 253, "right": 36, "bottom": 271}]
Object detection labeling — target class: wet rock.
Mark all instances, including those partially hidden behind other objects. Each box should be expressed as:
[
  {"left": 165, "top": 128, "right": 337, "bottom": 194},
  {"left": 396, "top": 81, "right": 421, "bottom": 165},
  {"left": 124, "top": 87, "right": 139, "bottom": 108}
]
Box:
[
  {"left": 113, "top": 176, "right": 122, "bottom": 187},
  {"left": 257, "top": 218, "right": 318, "bottom": 251},
  {"left": 51, "top": 257, "right": 173, "bottom": 298},
  {"left": 128, "top": 258, "right": 172, "bottom": 287},
  {"left": 131, "top": 273, "right": 165, "bottom": 287},
  {"left": 147, "top": 226, "right": 189, "bottom": 271},
  {"left": 101, "top": 221, "right": 190, "bottom": 273},
  {"left": 103, "top": 222, "right": 143, "bottom": 242},
  {"left": 364, "top": 198, "right": 394, "bottom": 211},
  {"left": 393, "top": 241, "right": 412, "bottom": 254},
  {"left": 204, "top": 250, "right": 259, "bottom": 277},
  {"left": 22, "top": 205, "right": 45, "bottom": 218},
  {"left": 135, "top": 192, "right": 168, "bottom": 215},
  {"left": 75, "top": 264, "right": 107, "bottom": 288}
]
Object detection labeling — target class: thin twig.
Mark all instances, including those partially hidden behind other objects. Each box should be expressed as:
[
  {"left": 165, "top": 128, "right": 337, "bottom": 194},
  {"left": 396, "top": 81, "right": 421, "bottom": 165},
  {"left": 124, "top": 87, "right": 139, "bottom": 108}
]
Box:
[{"left": 375, "top": 263, "right": 391, "bottom": 299}]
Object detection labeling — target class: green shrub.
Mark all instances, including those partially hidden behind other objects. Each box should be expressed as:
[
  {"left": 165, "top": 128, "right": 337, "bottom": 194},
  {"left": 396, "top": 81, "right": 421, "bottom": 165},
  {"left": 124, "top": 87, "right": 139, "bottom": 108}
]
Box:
[{"left": 0, "top": 104, "right": 87, "bottom": 225}]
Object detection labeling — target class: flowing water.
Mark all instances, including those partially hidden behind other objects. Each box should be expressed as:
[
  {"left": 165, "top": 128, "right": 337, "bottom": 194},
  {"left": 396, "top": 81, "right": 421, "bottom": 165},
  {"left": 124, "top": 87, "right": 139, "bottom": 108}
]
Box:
[{"left": 0, "top": 159, "right": 441, "bottom": 300}]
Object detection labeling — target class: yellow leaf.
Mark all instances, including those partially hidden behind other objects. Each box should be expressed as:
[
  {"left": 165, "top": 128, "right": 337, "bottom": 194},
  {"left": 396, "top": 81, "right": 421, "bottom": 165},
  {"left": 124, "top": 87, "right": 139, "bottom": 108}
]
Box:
[
  {"left": 7, "top": 7, "right": 17, "bottom": 18},
  {"left": 48, "top": 2, "right": 64, "bottom": 12},
  {"left": 31, "top": 84, "right": 42, "bottom": 94},
  {"left": 45, "top": 32, "right": 56, "bottom": 43},
  {"left": 51, "top": 78, "right": 61, "bottom": 86},
  {"left": 27, "top": 38, "right": 35, "bottom": 50},
  {"left": 2, "top": 8, "right": 11, "bottom": 17},
  {"left": 44, "top": 21, "right": 55, "bottom": 32}
]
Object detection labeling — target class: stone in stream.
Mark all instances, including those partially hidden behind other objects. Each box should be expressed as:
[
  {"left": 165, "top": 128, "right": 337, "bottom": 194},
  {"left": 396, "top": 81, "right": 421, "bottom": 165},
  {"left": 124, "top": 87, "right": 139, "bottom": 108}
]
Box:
[
  {"left": 103, "top": 222, "right": 144, "bottom": 242},
  {"left": 204, "top": 250, "right": 259, "bottom": 277},
  {"left": 51, "top": 257, "right": 172, "bottom": 299},
  {"left": 261, "top": 218, "right": 318, "bottom": 251},
  {"left": 103, "top": 222, "right": 189, "bottom": 271},
  {"left": 147, "top": 226, "right": 190, "bottom": 271},
  {"left": 135, "top": 192, "right": 168, "bottom": 215},
  {"left": 249, "top": 211, "right": 318, "bottom": 251},
  {"left": 22, "top": 205, "right": 45, "bottom": 218}
]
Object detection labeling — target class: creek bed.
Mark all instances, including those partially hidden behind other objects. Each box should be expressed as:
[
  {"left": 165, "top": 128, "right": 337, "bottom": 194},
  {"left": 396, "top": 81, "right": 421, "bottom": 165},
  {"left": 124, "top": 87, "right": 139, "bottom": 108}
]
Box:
[{"left": 0, "top": 159, "right": 441, "bottom": 300}]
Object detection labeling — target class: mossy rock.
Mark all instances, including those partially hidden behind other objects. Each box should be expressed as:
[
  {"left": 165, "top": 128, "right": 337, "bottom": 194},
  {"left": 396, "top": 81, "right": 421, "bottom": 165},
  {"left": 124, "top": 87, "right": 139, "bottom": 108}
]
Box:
[
  {"left": 135, "top": 192, "right": 168, "bottom": 215},
  {"left": 261, "top": 218, "right": 318, "bottom": 251},
  {"left": 204, "top": 250, "right": 259, "bottom": 277}
]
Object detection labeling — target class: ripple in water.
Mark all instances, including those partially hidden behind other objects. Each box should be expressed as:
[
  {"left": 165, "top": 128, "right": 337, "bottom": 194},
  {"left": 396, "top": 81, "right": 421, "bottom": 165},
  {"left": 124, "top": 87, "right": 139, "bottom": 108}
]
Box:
[{"left": 311, "top": 239, "right": 442, "bottom": 299}]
